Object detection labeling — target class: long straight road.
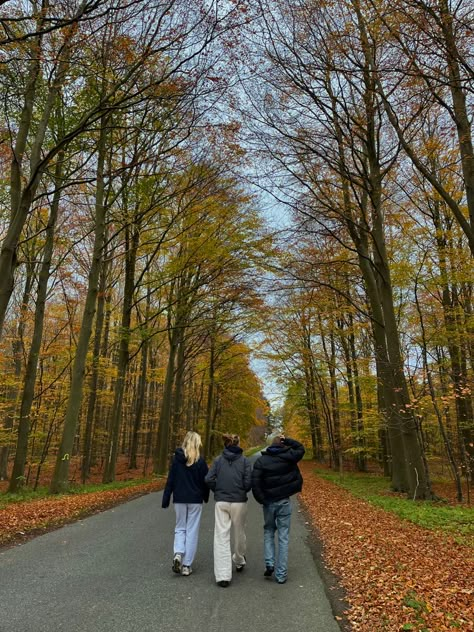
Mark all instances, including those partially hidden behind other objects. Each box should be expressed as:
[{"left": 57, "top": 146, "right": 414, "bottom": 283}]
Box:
[{"left": 0, "top": 487, "right": 342, "bottom": 632}]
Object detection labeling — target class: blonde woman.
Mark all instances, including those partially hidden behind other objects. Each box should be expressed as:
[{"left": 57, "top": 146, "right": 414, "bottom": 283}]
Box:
[{"left": 162, "top": 431, "right": 209, "bottom": 576}]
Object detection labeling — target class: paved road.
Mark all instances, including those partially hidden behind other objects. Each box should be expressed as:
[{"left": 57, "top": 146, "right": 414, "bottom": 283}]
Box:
[{"left": 0, "top": 487, "right": 342, "bottom": 632}]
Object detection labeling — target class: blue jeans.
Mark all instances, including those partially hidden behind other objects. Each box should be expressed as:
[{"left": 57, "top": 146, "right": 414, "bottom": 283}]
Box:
[{"left": 263, "top": 498, "right": 292, "bottom": 582}]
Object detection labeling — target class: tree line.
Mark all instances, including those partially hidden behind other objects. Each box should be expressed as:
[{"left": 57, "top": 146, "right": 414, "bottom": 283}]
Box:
[
  {"left": 245, "top": 0, "right": 473, "bottom": 501},
  {"left": 1, "top": 0, "right": 472, "bottom": 504},
  {"left": 0, "top": 0, "right": 268, "bottom": 494}
]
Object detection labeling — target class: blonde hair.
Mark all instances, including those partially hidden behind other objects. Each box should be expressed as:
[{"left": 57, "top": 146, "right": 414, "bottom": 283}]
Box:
[{"left": 182, "top": 431, "right": 202, "bottom": 466}]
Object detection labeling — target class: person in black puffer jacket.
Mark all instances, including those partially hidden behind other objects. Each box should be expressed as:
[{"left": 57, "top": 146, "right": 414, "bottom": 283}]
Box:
[
  {"left": 205, "top": 434, "right": 252, "bottom": 587},
  {"left": 251, "top": 435, "right": 305, "bottom": 584},
  {"left": 162, "top": 431, "right": 209, "bottom": 577}
]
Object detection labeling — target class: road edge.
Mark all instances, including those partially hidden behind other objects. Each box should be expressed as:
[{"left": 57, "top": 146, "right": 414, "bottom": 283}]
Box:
[
  {"left": 0, "top": 485, "right": 162, "bottom": 551},
  {"left": 298, "top": 496, "right": 352, "bottom": 632}
]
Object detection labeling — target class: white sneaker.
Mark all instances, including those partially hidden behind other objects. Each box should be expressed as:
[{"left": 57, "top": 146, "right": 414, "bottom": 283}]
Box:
[
  {"left": 236, "top": 555, "right": 246, "bottom": 572},
  {"left": 182, "top": 565, "right": 192, "bottom": 576},
  {"left": 172, "top": 553, "right": 182, "bottom": 574}
]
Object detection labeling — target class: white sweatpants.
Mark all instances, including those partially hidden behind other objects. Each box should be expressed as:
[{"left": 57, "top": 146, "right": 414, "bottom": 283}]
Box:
[
  {"left": 213, "top": 501, "right": 248, "bottom": 582},
  {"left": 174, "top": 503, "right": 203, "bottom": 567}
]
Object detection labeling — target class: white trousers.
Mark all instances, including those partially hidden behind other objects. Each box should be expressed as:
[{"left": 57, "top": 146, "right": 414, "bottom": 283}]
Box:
[
  {"left": 213, "top": 501, "right": 248, "bottom": 582},
  {"left": 174, "top": 503, "right": 203, "bottom": 567}
]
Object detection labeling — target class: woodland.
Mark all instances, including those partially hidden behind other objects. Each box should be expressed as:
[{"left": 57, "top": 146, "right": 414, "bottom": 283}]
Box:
[{"left": 0, "top": 0, "right": 473, "bottom": 511}]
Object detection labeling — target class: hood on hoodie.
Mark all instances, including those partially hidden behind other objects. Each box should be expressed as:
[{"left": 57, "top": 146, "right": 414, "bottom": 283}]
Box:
[{"left": 223, "top": 445, "right": 243, "bottom": 462}]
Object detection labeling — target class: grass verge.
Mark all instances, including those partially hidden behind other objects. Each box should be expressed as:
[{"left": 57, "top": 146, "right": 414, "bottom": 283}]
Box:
[{"left": 244, "top": 445, "right": 265, "bottom": 457}]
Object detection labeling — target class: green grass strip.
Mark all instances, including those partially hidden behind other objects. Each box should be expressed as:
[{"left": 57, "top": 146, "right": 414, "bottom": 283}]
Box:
[{"left": 245, "top": 445, "right": 266, "bottom": 457}]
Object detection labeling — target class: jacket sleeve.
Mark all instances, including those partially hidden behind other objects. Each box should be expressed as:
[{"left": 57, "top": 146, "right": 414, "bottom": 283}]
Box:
[
  {"left": 283, "top": 438, "right": 305, "bottom": 463},
  {"left": 204, "top": 457, "right": 219, "bottom": 491},
  {"left": 161, "top": 459, "right": 175, "bottom": 508},
  {"left": 243, "top": 457, "right": 252, "bottom": 492},
  {"left": 251, "top": 458, "right": 265, "bottom": 504},
  {"left": 200, "top": 460, "right": 210, "bottom": 502}
]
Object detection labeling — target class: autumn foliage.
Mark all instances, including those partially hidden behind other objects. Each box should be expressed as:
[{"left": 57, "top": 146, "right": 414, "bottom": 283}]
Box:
[
  {"left": 299, "top": 463, "right": 474, "bottom": 631},
  {"left": 0, "top": 480, "right": 163, "bottom": 548}
]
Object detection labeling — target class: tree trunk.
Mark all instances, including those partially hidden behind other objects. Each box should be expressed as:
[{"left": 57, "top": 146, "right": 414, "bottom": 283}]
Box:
[
  {"left": 438, "top": 0, "right": 474, "bottom": 235},
  {"left": 329, "top": 331, "right": 341, "bottom": 465},
  {"left": 0, "top": 260, "right": 35, "bottom": 481},
  {"left": 155, "top": 327, "right": 178, "bottom": 474},
  {"left": 431, "top": 199, "right": 474, "bottom": 479},
  {"left": 9, "top": 152, "right": 63, "bottom": 492},
  {"left": 129, "top": 290, "right": 151, "bottom": 470},
  {"left": 81, "top": 249, "right": 109, "bottom": 483},
  {"left": 49, "top": 117, "right": 108, "bottom": 493},
  {"left": 103, "top": 223, "right": 139, "bottom": 483},
  {"left": 314, "top": 365, "right": 337, "bottom": 467},
  {"left": 204, "top": 335, "right": 215, "bottom": 460},
  {"left": 328, "top": 63, "right": 407, "bottom": 487},
  {"left": 340, "top": 315, "right": 366, "bottom": 472},
  {"left": 414, "top": 276, "right": 463, "bottom": 500},
  {"left": 171, "top": 325, "right": 186, "bottom": 450},
  {"left": 301, "top": 322, "right": 324, "bottom": 460},
  {"left": 349, "top": 314, "right": 366, "bottom": 471}
]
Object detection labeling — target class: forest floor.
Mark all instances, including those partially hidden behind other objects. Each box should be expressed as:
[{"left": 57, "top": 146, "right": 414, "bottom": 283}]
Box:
[
  {"left": 0, "top": 478, "right": 164, "bottom": 548},
  {"left": 0, "top": 456, "right": 164, "bottom": 548},
  {"left": 299, "top": 461, "right": 474, "bottom": 632}
]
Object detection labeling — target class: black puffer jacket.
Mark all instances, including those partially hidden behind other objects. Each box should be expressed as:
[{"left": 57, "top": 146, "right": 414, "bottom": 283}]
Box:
[{"left": 251, "top": 438, "right": 305, "bottom": 505}]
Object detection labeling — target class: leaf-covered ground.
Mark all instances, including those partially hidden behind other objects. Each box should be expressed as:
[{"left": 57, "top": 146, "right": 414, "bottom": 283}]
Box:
[
  {"left": 2, "top": 459, "right": 472, "bottom": 631},
  {"left": 0, "top": 480, "right": 163, "bottom": 548},
  {"left": 299, "top": 462, "right": 474, "bottom": 632}
]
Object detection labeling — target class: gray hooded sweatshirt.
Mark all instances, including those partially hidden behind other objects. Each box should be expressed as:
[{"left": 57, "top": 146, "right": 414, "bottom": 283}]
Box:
[{"left": 205, "top": 446, "right": 252, "bottom": 502}]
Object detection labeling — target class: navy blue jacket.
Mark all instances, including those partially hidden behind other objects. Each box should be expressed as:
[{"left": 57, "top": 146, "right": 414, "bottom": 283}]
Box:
[
  {"left": 205, "top": 446, "right": 252, "bottom": 502},
  {"left": 162, "top": 448, "right": 209, "bottom": 508},
  {"left": 251, "top": 438, "right": 305, "bottom": 505}
]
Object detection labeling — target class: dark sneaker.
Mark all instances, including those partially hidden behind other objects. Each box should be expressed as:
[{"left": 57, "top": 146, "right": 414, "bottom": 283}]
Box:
[
  {"left": 217, "top": 580, "right": 230, "bottom": 587},
  {"left": 172, "top": 553, "right": 182, "bottom": 574},
  {"left": 264, "top": 566, "right": 274, "bottom": 577}
]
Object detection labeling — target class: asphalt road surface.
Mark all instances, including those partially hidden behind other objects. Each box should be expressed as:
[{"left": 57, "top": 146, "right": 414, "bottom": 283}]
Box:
[{"left": 0, "top": 486, "right": 342, "bottom": 632}]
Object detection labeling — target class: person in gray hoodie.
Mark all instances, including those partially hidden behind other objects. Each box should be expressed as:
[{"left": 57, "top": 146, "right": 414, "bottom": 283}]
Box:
[{"left": 205, "top": 434, "right": 252, "bottom": 587}]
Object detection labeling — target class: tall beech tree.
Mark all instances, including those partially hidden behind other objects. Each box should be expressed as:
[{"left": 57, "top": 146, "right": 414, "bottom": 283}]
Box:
[
  {"left": 249, "top": 0, "right": 434, "bottom": 497},
  {"left": 8, "top": 148, "right": 65, "bottom": 492},
  {"left": 49, "top": 113, "right": 109, "bottom": 493}
]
